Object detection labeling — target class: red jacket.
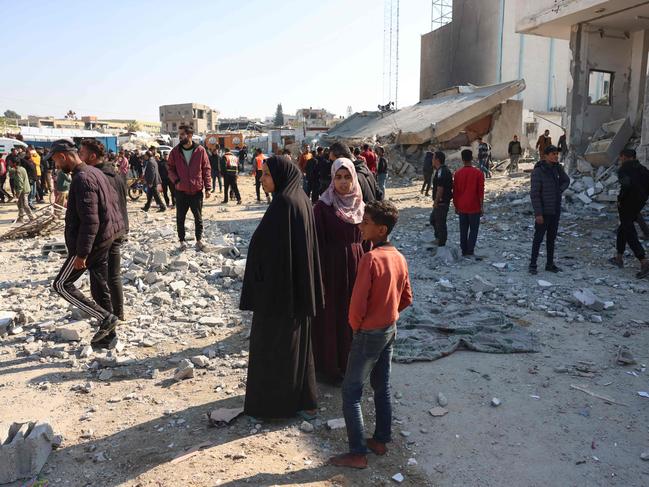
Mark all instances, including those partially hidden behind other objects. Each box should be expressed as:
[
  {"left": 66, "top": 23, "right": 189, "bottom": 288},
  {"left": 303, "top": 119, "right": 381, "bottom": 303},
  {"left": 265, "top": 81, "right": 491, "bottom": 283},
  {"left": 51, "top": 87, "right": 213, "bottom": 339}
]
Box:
[
  {"left": 361, "top": 150, "right": 377, "bottom": 174},
  {"left": 167, "top": 143, "right": 212, "bottom": 195},
  {"left": 453, "top": 165, "right": 484, "bottom": 214}
]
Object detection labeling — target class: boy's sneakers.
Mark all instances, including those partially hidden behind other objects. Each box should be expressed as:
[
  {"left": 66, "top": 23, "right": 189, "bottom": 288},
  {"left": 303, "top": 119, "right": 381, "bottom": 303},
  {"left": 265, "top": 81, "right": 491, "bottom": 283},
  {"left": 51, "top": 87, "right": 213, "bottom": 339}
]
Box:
[
  {"left": 328, "top": 453, "right": 368, "bottom": 469},
  {"left": 91, "top": 314, "right": 119, "bottom": 344}
]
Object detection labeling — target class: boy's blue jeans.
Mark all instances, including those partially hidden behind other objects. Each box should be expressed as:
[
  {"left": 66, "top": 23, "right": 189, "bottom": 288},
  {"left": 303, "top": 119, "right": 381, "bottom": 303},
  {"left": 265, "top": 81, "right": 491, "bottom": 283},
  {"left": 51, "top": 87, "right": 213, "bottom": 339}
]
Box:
[{"left": 342, "top": 324, "right": 395, "bottom": 454}]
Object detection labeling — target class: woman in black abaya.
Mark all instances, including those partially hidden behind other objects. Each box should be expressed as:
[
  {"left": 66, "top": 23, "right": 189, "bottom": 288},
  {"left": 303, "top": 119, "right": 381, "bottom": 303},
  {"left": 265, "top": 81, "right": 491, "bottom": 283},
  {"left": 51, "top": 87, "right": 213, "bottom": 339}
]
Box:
[{"left": 240, "top": 155, "right": 324, "bottom": 419}]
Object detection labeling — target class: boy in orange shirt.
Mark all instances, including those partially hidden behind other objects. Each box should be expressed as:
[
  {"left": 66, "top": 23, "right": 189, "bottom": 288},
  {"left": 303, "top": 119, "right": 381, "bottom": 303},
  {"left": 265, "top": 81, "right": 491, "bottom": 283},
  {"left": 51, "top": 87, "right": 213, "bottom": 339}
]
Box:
[{"left": 329, "top": 200, "right": 413, "bottom": 469}]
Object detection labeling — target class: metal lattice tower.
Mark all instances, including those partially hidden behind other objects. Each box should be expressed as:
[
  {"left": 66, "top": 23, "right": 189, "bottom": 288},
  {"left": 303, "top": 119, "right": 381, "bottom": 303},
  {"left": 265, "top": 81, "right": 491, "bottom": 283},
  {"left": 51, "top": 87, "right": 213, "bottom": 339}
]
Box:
[
  {"left": 431, "top": 0, "right": 453, "bottom": 31},
  {"left": 382, "top": 0, "right": 400, "bottom": 108}
]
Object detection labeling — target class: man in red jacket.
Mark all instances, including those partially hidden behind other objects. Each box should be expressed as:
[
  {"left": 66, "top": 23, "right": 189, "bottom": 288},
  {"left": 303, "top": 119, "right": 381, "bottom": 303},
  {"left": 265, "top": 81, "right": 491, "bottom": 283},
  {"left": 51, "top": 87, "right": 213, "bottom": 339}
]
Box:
[
  {"left": 361, "top": 144, "right": 377, "bottom": 174},
  {"left": 167, "top": 125, "right": 212, "bottom": 251},
  {"left": 453, "top": 149, "right": 485, "bottom": 257}
]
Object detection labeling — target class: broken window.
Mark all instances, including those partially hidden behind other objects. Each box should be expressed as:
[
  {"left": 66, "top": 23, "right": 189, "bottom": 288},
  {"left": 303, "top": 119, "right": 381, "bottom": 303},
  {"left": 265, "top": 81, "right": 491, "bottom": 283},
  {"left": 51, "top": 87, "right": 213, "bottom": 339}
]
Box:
[{"left": 588, "top": 70, "right": 613, "bottom": 106}]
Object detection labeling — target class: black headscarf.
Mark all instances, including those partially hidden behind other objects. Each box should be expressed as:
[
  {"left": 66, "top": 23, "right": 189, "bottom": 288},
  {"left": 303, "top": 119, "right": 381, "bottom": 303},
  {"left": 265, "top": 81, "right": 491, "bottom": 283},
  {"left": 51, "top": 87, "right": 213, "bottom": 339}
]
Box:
[{"left": 240, "top": 156, "right": 324, "bottom": 318}]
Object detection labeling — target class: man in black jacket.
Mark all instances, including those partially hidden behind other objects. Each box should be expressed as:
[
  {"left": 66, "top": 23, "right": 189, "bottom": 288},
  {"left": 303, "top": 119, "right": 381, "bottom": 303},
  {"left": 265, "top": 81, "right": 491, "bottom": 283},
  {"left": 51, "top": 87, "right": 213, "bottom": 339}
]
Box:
[
  {"left": 431, "top": 151, "right": 453, "bottom": 247},
  {"left": 507, "top": 135, "right": 522, "bottom": 174},
  {"left": 421, "top": 149, "right": 434, "bottom": 196},
  {"left": 79, "top": 139, "right": 129, "bottom": 341},
  {"left": 529, "top": 145, "right": 570, "bottom": 274},
  {"left": 49, "top": 139, "right": 126, "bottom": 345},
  {"left": 328, "top": 142, "right": 382, "bottom": 203},
  {"left": 609, "top": 149, "right": 649, "bottom": 278}
]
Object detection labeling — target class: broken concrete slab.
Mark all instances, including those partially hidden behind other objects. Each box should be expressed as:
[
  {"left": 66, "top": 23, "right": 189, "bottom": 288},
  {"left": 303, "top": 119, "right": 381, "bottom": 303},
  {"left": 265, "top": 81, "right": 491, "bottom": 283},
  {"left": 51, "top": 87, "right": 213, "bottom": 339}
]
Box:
[
  {"left": 0, "top": 421, "right": 55, "bottom": 484},
  {"left": 174, "top": 359, "right": 195, "bottom": 381},
  {"left": 573, "top": 288, "right": 613, "bottom": 311},
  {"left": 584, "top": 118, "right": 633, "bottom": 167},
  {"left": 56, "top": 321, "right": 89, "bottom": 341}
]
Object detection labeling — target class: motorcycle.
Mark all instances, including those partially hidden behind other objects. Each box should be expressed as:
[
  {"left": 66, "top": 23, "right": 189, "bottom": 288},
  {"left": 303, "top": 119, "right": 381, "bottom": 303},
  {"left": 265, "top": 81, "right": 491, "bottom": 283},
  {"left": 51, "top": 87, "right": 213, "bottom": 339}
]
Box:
[{"left": 127, "top": 177, "right": 146, "bottom": 201}]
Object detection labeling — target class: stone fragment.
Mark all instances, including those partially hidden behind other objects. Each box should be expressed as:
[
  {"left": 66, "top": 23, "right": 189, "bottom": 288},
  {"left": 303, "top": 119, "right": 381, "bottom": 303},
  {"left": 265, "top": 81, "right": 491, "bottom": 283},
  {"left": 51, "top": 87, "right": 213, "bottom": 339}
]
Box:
[
  {"left": 641, "top": 450, "right": 649, "bottom": 461},
  {"left": 392, "top": 473, "right": 405, "bottom": 483},
  {"left": 152, "top": 250, "right": 168, "bottom": 266},
  {"left": 491, "top": 398, "right": 501, "bottom": 407},
  {"left": 171, "top": 257, "right": 189, "bottom": 270},
  {"left": 299, "top": 421, "right": 314, "bottom": 433},
  {"left": 537, "top": 280, "right": 553, "bottom": 287},
  {"left": 573, "top": 288, "right": 610, "bottom": 311},
  {"left": 98, "top": 369, "right": 113, "bottom": 381},
  {"left": 428, "top": 407, "right": 448, "bottom": 417},
  {"left": 56, "top": 321, "right": 89, "bottom": 341},
  {"left": 616, "top": 346, "right": 636, "bottom": 365},
  {"left": 472, "top": 275, "right": 495, "bottom": 294},
  {"left": 79, "top": 345, "right": 93, "bottom": 359},
  {"left": 169, "top": 281, "right": 187, "bottom": 293},
  {"left": 191, "top": 355, "right": 210, "bottom": 368},
  {"left": 326, "top": 418, "right": 346, "bottom": 430},
  {"left": 174, "top": 359, "right": 195, "bottom": 381},
  {"left": 133, "top": 251, "right": 150, "bottom": 266},
  {"left": 0, "top": 421, "right": 55, "bottom": 484},
  {"left": 437, "top": 393, "right": 448, "bottom": 407}
]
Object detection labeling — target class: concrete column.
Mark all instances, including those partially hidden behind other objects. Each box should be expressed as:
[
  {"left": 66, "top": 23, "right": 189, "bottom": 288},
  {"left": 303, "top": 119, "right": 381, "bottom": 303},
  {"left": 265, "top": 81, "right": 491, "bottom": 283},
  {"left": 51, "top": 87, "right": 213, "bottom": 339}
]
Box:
[
  {"left": 566, "top": 23, "right": 589, "bottom": 153},
  {"left": 638, "top": 67, "right": 649, "bottom": 166},
  {"left": 628, "top": 30, "right": 649, "bottom": 129}
]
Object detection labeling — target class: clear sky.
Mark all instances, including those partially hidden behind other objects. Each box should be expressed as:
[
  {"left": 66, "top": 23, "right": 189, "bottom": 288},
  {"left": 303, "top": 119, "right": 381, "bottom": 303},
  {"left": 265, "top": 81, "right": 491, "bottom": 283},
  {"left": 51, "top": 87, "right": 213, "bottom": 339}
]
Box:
[{"left": 0, "top": 0, "right": 432, "bottom": 122}]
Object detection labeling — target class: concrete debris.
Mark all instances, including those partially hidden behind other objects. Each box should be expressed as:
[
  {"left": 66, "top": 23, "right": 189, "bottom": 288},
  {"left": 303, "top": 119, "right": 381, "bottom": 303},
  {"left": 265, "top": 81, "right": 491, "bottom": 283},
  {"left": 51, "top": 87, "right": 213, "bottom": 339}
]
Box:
[
  {"left": 437, "top": 393, "right": 448, "bottom": 407},
  {"left": 56, "top": 321, "right": 90, "bottom": 341},
  {"left": 573, "top": 288, "right": 613, "bottom": 311},
  {"left": 428, "top": 407, "right": 448, "bottom": 417},
  {"left": 326, "top": 418, "right": 346, "bottom": 430},
  {"left": 299, "top": 421, "right": 314, "bottom": 433},
  {"left": 392, "top": 472, "right": 405, "bottom": 483},
  {"left": 472, "top": 275, "right": 495, "bottom": 294},
  {"left": 0, "top": 421, "right": 55, "bottom": 484},
  {"left": 191, "top": 355, "right": 210, "bottom": 368},
  {"left": 491, "top": 398, "right": 502, "bottom": 407},
  {"left": 206, "top": 407, "right": 244, "bottom": 426},
  {"left": 641, "top": 450, "right": 649, "bottom": 461},
  {"left": 616, "top": 346, "right": 636, "bottom": 366},
  {"left": 432, "top": 246, "right": 460, "bottom": 264},
  {"left": 174, "top": 359, "right": 195, "bottom": 381}
]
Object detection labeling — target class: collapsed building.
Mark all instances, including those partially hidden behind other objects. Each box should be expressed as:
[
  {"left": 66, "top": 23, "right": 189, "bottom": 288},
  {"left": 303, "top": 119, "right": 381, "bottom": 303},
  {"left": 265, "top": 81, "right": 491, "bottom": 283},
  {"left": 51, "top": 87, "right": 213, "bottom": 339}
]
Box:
[
  {"left": 517, "top": 0, "right": 649, "bottom": 166},
  {"left": 324, "top": 79, "right": 526, "bottom": 174}
]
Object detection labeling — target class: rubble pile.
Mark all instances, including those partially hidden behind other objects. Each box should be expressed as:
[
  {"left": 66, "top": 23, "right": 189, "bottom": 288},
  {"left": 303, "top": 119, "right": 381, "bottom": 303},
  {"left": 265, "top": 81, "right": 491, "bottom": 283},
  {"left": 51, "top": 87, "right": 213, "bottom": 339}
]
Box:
[
  {"left": 564, "top": 158, "right": 619, "bottom": 211},
  {"left": 0, "top": 421, "right": 60, "bottom": 484},
  {"left": 0, "top": 215, "right": 252, "bottom": 382}
]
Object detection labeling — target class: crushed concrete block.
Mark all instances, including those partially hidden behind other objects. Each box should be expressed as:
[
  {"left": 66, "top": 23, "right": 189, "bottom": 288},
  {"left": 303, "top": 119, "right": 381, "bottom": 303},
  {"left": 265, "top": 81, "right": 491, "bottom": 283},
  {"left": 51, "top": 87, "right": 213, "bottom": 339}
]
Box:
[
  {"left": 432, "top": 246, "right": 459, "bottom": 264},
  {"left": 133, "top": 251, "right": 150, "bottom": 266},
  {"left": 573, "top": 288, "right": 611, "bottom": 311},
  {"left": 198, "top": 316, "right": 225, "bottom": 327},
  {"left": 0, "top": 421, "right": 54, "bottom": 484},
  {"left": 56, "top": 321, "right": 89, "bottom": 341},
  {"left": 0, "top": 311, "right": 16, "bottom": 335},
  {"left": 169, "top": 281, "right": 187, "bottom": 293},
  {"left": 152, "top": 250, "right": 168, "bottom": 266},
  {"left": 576, "top": 192, "right": 592, "bottom": 205},
  {"left": 171, "top": 257, "right": 189, "bottom": 271},
  {"left": 191, "top": 355, "right": 210, "bottom": 368},
  {"left": 174, "top": 359, "right": 195, "bottom": 381},
  {"left": 145, "top": 272, "right": 160, "bottom": 285},
  {"left": 471, "top": 275, "right": 495, "bottom": 294},
  {"left": 326, "top": 418, "right": 346, "bottom": 430},
  {"left": 588, "top": 202, "right": 606, "bottom": 211},
  {"left": 595, "top": 193, "right": 617, "bottom": 202}
]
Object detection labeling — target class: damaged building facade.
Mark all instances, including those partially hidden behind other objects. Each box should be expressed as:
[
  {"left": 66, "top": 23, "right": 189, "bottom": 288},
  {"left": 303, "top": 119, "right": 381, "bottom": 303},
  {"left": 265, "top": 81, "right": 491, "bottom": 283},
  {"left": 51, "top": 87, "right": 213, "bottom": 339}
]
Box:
[{"left": 517, "top": 0, "right": 649, "bottom": 165}]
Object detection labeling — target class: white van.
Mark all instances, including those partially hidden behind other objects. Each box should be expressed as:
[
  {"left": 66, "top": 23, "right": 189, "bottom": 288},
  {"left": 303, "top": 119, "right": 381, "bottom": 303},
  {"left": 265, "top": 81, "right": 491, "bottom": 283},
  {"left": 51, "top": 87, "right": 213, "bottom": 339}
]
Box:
[{"left": 0, "top": 137, "right": 28, "bottom": 155}]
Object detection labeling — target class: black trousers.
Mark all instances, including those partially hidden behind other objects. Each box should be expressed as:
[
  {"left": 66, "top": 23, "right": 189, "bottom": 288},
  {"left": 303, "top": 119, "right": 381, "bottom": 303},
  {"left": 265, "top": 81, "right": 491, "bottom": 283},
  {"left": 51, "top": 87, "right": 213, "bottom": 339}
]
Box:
[
  {"left": 211, "top": 170, "right": 222, "bottom": 192},
  {"left": 0, "top": 175, "right": 11, "bottom": 201},
  {"left": 617, "top": 210, "right": 646, "bottom": 260},
  {"left": 107, "top": 236, "right": 125, "bottom": 320},
  {"left": 531, "top": 213, "right": 560, "bottom": 267},
  {"left": 176, "top": 190, "right": 203, "bottom": 242},
  {"left": 255, "top": 170, "right": 268, "bottom": 201},
  {"left": 161, "top": 179, "right": 175, "bottom": 207},
  {"left": 144, "top": 186, "right": 166, "bottom": 209},
  {"left": 432, "top": 204, "right": 449, "bottom": 246},
  {"left": 223, "top": 173, "right": 241, "bottom": 202},
  {"left": 636, "top": 212, "right": 649, "bottom": 238},
  {"left": 52, "top": 247, "right": 112, "bottom": 321},
  {"left": 459, "top": 213, "right": 480, "bottom": 255},
  {"left": 421, "top": 172, "right": 433, "bottom": 195}
]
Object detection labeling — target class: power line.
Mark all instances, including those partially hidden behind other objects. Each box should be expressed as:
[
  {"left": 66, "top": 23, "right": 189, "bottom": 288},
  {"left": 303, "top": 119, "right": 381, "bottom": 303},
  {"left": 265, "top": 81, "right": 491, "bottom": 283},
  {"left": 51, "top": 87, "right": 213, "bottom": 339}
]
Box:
[{"left": 382, "top": 0, "right": 400, "bottom": 108}]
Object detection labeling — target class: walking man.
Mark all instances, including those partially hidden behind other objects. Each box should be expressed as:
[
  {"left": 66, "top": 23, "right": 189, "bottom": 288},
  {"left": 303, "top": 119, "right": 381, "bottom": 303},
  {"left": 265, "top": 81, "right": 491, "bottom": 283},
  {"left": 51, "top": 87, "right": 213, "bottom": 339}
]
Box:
[
  {"left": 222, "top": 147, "right": 242, "bottom": 205},
  {"left": 558, "top": 131, "right": 568, "bottom": 162},
  {"left": 431, "top": 151, "right": 453, "bottom": 247},
  {"left": 252, "top": 148, "right": 269, "bottom": 203},
  {"left": 507, "top": 135, "right": 522, "bottom": 174},
  {"left": 376, "top": 146, "right": 389, "bottom": 196},
  {"left": 79, "top": 139, "right": 129, "bottom": 327},
  {"left": 159, "top": 151, "right": 175, "bottom": 208},
  {"left": 49, "top": 139, "right": 126, "bottom": 345},
  {"left": 142, "top": 151, "right": 166, "bottom": 212},
  {"left": 453, "top": 150, "right": 484, "bottom": 257},
  {"left": 529, "top": 145, "right": 570, "bottom": 275},
  {"left": 609, "top": 149, "right": 649, "bottom": 278},
  {"left": 361, "top": 144, "right": 377, "bottom": 174},
  {"left": 167, "top": 125, "right": 212, "bottom": 251},
  {"left": 421, "top": 148, "right": 434, "bottom": 196},
  {"left": 208, "top": 145, "right": 222, "bottom": 194},
  {"left": 8, "top": 157, "right": 33, "bottom": 222}
]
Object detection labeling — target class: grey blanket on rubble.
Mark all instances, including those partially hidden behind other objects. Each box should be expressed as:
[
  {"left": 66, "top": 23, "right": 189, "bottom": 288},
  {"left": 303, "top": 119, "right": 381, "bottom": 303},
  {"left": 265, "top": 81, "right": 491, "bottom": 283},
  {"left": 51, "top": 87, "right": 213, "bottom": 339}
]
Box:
[{"left": 393, "top": 307, "right": 540, "bottom": 363}]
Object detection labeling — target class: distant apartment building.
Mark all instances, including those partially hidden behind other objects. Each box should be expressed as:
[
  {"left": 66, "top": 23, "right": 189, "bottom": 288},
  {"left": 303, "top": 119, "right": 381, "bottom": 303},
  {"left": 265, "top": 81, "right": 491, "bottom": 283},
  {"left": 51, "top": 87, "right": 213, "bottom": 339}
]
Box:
[
  {"left": 159, "top": 103, "right": 218, "bottom": 135},
  {"left": 420, "top": 0, "right": 570, "bottom": 113},
  {"left": 21, "top": 115, "right": 160, "bottom": 134},
  {"left": 295, "top": 108, "right": 341, "bottom": 128}
]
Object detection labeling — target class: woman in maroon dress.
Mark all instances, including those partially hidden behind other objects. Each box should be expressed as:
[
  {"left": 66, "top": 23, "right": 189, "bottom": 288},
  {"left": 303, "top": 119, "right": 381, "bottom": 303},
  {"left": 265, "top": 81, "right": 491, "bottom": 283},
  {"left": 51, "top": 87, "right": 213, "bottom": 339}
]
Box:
[{"left": 312, "top": 158, "right": 366, "bottom": 384}]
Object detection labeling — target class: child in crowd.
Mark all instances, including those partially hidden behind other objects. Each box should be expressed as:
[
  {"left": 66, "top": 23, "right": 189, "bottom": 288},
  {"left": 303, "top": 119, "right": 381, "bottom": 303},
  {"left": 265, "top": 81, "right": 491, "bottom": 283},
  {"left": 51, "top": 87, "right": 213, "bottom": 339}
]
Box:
[{"left": 329, "top": 200, "right": 413, "bottom": 469}]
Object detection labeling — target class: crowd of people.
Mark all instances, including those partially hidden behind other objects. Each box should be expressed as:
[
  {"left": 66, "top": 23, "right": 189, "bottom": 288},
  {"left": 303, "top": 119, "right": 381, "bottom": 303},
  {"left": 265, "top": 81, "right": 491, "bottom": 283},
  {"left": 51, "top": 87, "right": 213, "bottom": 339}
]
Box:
[{"left": 1, "top": 123, "right": 648, "bottom": 471}]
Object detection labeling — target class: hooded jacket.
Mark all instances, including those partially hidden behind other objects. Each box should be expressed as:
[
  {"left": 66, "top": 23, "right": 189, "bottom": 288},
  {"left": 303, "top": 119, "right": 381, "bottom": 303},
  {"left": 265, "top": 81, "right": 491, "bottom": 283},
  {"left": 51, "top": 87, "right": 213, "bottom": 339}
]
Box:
[
  {"left": 618, "top": 159, "right": 649, "bottom": 213},
  {"left": 353, "top": 160, "right": 383, "bottom": 203},
  {"left": 530, "top": 160, "right": 570, "bottom": 216},
  {"left": 167, "top": 142, "right": 211, "bottom": 194},
  {"left": 96, "top": 161, "right": 129, "bottom": 234}
]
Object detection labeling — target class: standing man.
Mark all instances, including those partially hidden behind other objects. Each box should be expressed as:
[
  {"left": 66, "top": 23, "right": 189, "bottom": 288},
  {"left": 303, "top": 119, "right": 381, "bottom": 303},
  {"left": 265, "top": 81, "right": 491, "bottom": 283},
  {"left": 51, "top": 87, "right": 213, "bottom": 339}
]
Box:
[
  {"left": 558, "top": 131, "right": 568, "bottom": 162},
  {"left": 421, "top": 148, "right": 434, "bottom": 196},
  {"left": 222, "top": 147, "right": 242, "bottom": 205},
  {"left": 536, "top": 129, "right": 552, "bottom": 159},
  {"left": 79, "top": 139, "right": 129, "bottom": 326},
  {"left": 49, "top": 139, "right": 126, "bottom": 345},
  {"left": 477, "top": 137, "right": 492, "bottom": 179},
  {"left": 158, "top": 151, "right": 175, "bottom": 208},
  {"left": 507, "top": 135, "right": 522, "bottom": 174},
  {"left": 529, "top": 145, "right": 570, "bottom": 275},
  {"left": 8, "top": 156, "right": 33, "bottom": 222},
  {"left": 376, "top": 146, "right": 389, "bottom": 196},
  {"left": 431, "top": 151, "right": 453, "bottom": 247},
  {"left": 453, "top": 150, "right": 484, "bottom": 257},
  {"left": 315, "top": 146, "right": 332, "bottom": 199},
  {"left": 298, "top": 146, "right": 313, "bottom": 194},
  {"left": 167, "top": 125, "right": 212, "bottom": 251},
  {"left": 252, "top": 148, "right": 269, "bottom": 203},
  {"left": 208, "top": 145, "right": 222, "bottom": 194},
  {"left": 238, "top": 145, "right": 248, "bottom": 172},
  {"left": 142, "top": 151, "right": 166, "bottom": 212},
  {"left": 116, "top": 150, "right": 129, "bottom": 178},
  {"left": 361, "top": 144, "right": 377, "bottom": 174},
  {"left": 0, "top": 153, "right": 12, "bottom": 203},
  {"left": 609, "top": 149, "right": 649, "bottom": 278}
]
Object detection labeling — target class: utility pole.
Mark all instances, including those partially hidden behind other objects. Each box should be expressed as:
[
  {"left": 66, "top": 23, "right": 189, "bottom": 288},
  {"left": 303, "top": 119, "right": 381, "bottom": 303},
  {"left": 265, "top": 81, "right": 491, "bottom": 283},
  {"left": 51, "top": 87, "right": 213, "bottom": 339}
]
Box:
[{"left": 383, "top": 0, "right": 400, "bottom": 109}]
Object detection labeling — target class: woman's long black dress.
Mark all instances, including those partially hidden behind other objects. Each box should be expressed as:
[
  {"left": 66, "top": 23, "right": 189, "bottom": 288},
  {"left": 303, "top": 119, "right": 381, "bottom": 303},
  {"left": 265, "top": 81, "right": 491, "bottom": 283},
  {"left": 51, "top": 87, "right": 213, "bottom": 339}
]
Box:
[{"left": 240, "top": 155, "right": 324, "bottom": 418}]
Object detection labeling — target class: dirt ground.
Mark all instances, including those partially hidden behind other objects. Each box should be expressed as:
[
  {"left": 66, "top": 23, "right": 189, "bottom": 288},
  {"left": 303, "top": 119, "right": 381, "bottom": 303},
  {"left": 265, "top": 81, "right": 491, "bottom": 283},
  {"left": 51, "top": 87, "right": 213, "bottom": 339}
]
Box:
[{"left": 1, "top": 170, "right": 648, "bottom": 487}]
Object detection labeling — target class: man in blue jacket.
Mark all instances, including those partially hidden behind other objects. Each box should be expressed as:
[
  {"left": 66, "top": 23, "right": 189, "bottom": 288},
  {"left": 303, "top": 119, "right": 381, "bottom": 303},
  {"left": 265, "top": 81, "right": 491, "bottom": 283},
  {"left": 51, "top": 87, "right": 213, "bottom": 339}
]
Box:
[{"left": 529, "top": 145, "right": 570, "bottom": 275}]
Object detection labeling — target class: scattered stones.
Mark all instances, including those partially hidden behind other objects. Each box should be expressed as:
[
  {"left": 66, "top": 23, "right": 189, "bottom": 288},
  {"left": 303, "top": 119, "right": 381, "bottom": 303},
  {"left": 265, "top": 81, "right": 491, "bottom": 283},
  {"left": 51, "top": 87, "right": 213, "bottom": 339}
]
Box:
[
  {"left": 537, "top": 280, "right": 553, "bottom": 287},
  {"left": 173, "top": 359, "right": 195, "bottom": 381},
  {"left": 491, "top": 398, "right": 502, "bottom": 407},
  {"left": 616, "top": 346, "right": 637, "bottom": 366},
  {"left": 98, "top": 370, "right": 113, "bottom": 381},
  {"left": 191, "top": 355, "right": 210, "bottom": 368},
  {"left": 56, "top": 321, "right": 89, "bottom": 341},
  {"left": 472, "top": 275, "right": 495, "bottom": 294},
  {"left": 392, "top": 472, "right": 405, "bottom": 483},
  {"left": 641, "top": 450, "right": 649, "bottom": 461},
  {"left": 573, "top": 288, "right": 613, "bottom": 311},
  {"left": 428, "top": 407, "right": 448, "bottom": 417}
]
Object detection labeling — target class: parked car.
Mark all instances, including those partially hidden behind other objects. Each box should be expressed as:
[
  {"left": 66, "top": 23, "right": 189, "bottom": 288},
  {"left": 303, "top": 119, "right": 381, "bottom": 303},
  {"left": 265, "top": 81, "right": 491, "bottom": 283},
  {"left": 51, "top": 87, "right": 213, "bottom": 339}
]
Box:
[{"left": 0, "top": 137, "right": 27, "bottom": 155}]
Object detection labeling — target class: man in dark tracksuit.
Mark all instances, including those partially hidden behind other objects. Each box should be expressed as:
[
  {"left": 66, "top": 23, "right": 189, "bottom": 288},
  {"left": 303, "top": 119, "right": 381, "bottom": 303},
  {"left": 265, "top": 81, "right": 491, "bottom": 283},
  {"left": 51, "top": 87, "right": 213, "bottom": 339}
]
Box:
[
  {"left": 529, "top": 145, "right": 570, "bottom": 274},
  {"left": 609, "top": 149, "right": 649, "bottom": 278},
  {"left": 79, "top": 139, "right": 129, "bottom": 333},
  {"left": 49, "top": 139, "right": 125, "bottom": 345},
  {"left": 431, "top": 151, "right": 453, "bottom": 246},
  {"left": 159, "top": 152, "right": 176, "bottom": 207},
  {"left": 142, "top": 152, "right": 166, "bottom": 212}
]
